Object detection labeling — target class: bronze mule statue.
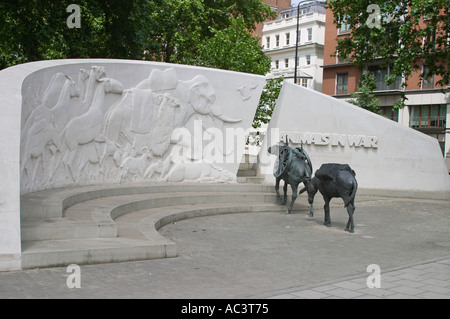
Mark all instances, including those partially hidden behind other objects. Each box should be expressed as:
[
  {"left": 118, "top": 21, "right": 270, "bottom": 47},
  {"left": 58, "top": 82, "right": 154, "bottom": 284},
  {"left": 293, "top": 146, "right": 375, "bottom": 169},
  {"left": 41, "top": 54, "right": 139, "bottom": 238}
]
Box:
[
  {"left": 268, "top": 138, "right": 312, "bottom": 214},
  {"left": 300, "top": 163, "right": 358, "bottom": 233}
]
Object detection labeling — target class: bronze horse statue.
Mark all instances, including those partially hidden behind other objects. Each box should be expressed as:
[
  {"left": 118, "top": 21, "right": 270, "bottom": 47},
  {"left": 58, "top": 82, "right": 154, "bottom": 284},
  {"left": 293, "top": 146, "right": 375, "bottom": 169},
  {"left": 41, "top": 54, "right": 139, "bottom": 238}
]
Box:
[
  {"left": 268, "top": 139, "right": 312, "bottom": 214},
  {"left": 300, "top": 163, "right": 358, "bottom": 233}
]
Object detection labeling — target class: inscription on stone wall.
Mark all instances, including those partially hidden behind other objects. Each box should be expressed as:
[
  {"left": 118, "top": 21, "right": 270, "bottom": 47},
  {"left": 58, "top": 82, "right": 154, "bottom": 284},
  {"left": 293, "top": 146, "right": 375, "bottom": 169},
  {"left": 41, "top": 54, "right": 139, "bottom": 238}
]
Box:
[{"left": 280, "top": 131, "right": 379, "bottom": 149}]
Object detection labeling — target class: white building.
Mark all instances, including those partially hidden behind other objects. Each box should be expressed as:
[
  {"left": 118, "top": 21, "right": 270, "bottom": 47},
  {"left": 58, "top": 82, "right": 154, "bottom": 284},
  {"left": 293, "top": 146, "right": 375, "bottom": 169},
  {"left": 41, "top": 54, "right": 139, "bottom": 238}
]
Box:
[{"left": 262, "top": 0, "right": 326, "bottom": 91}]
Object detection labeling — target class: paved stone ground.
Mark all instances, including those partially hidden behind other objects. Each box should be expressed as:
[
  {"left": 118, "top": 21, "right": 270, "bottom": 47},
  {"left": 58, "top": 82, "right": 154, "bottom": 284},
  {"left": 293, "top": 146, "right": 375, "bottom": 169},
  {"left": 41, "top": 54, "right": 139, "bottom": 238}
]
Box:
[
  {"left": 0, "top": 196, "right": 449, "bottom": 299},
  {"left": 261, "top": 256, "right": 450, "bottom": 299}
]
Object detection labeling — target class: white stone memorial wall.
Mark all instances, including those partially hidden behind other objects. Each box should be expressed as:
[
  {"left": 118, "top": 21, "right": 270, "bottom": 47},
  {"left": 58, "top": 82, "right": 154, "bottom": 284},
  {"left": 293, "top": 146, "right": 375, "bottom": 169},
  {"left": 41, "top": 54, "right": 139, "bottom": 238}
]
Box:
[
  {"left": 258, "top": 81, "right": 450, "bottom": 199},
  {"left": 0, "top": 59, "right": 265, "bottom": 271},
  {"left": 18, "top": 60, "right": 265, "bottom": 194}
]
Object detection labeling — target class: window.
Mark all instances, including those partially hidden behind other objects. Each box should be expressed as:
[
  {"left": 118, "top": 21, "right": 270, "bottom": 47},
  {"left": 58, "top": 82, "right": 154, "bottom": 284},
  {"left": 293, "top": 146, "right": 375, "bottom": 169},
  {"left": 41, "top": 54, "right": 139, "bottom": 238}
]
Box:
[
  {"left": 410, "top": 105, "right": 446, "bottom": 128},
  {"left": 410, "top": 104, "right": 447, "bottom": 154},
  {"left": 275, "top": 60, "right": 279, "bottom": 69},
  {"left": 338, "top": 15, "right": 351, "bottom": 34},
  {"left": 295, "top": 78, "right": 308, "bottom": 87},
  {"left": 266, "top": 37, "right": 270, "bottom": 49},
  {"left": 297, "top": 29, "right": 301, "bottom": 44},
  {"left": 372, "top": 67, "right": 389, "bottom": 90},
  {"left": 369, "top": 66, "right": 402, "bottom": 90},
  {"left": 336, "top": 50, "right": 349, "bottom": 63},
  {"left": 275, "top": 35, "right": 280, "bottom": 47},
  {"left": 382, "top": 107, "right": 399, "bottom": 122},
  {"left": 422, "top": 65, "right": 434, "bottom": 89},
  {"left": 306, "top": 55, "right": 311, "bottom": 65},
  {"left": 301, "top": 78, "right": 308, "bottom": 87},
  {"left": 285, "top": 33, "right": 290, "bottom": 46},
  {"left": 284, "top": 58, "right": 289, "bottom": 68},
  {"left": 336, "top": 73, "right": 348, "bottom": 94},
  {"left": 307, "top": 28, "right": 312, "bottom": 42},
  {"left": 423, "top": 29, "right": 437, "bottom": 51}
]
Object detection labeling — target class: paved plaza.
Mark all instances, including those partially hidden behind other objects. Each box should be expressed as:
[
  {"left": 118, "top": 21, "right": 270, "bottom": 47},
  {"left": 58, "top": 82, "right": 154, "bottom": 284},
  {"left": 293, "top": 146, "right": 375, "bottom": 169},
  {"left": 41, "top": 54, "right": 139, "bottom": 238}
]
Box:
[{"left": 1, "top": 195, "right": 449, "bottom": 299}]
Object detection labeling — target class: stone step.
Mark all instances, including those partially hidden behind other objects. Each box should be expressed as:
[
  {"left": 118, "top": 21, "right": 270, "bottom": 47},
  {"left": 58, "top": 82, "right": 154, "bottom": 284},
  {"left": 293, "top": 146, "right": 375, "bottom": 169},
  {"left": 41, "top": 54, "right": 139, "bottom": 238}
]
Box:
[
  {"left": 20, "top": 218, "right": 116, "bottom": 242},
  {"left": 245, "top": 177, "right": 266, "bottom": 184},
  {"left": 21, "top": 201, "right": 298, "bottom": 269},
  {"left": 237, "top": 176, "right": 266, "bottom": 184},
  {"left": 237, "top": 168, "right": 257, "bottom": 177},
  {"left": 22, "top": 190, "right": 278, "bottom": 242},
  {"left": 21, "top": 183, "right": 275, "bottom": 219},
  {"left": 21, "top": 237, "right": 176, "bottom": 269},
  {"left": 21, "top": 183, "right": 309, "bottom": 269},
  {"left": 117, "top": 202, "right": 288, "bottom": 241},
  {"left": 238, "top": 161, "right": 258, "bottom": 170}
]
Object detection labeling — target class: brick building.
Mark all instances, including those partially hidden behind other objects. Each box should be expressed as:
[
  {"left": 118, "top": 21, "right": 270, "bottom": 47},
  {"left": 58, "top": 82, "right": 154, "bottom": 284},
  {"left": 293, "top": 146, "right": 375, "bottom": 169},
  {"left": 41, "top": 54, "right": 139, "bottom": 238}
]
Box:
[
  {"left": 321, "top": 7, "right": 449, "bottom": 165},
  {"left": 254, "top": 0, "right": 293, "bottom": 39}
]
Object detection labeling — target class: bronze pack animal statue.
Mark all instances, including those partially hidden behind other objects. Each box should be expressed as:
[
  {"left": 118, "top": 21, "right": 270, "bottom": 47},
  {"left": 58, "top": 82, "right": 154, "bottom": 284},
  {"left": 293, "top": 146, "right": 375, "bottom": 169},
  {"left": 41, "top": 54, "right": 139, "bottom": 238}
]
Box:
[
  {"left": 300, "top": 163, "right": 358, "bottom": 233},
  {"left": 268, "top": 139, "right": 312, "bottom": 214}
]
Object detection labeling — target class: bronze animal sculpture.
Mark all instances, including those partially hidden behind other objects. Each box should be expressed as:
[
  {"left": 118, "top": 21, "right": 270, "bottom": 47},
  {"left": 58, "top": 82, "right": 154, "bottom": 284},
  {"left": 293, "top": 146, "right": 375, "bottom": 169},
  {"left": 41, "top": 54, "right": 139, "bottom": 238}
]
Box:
[
  {"left": 300, "top": 163, "right": 358, "bottom": 233},
  {"left": 268, "top": 139, "right": 312, "bottom": 214}
]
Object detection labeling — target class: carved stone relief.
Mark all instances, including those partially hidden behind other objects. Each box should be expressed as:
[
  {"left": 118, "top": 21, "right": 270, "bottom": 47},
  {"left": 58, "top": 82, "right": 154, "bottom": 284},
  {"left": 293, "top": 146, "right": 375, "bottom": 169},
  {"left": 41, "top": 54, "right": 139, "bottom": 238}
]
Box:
[{"left": 20, "top": 66, "right": 255, "bottom": 193}]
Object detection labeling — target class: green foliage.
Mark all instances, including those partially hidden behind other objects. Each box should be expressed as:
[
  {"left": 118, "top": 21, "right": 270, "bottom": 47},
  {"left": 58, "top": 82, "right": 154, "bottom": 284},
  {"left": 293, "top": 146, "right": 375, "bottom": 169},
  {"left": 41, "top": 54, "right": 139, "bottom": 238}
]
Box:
[
  {"left": 327, "top": 0, "right": 449, "bottom": 109},
  {"left": 348, "top": 73, "right": 381, "bottom": 113},
  {"left": 254, "top": 76, "right": 284, "bottom": 128},
  {"left": 248, "top": 76, "right": 284, "bottom": 146},
  {"left": 194, "top": 17, "right": 271, "bottom": 75},
  {"left": 0, "top": 0, "right": 276, "bottom": 72},
  {"left": 0, "top": 0, "right": 152, "bottom": 68}
]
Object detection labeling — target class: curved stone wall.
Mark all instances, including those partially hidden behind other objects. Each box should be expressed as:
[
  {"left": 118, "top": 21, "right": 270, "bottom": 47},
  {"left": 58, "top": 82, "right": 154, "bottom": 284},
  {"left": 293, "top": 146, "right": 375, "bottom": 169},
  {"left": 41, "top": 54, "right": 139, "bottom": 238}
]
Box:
[
  {"left": 18, "top": 60, "right": 265, "bottom": 194},
  {"left": 0, "top": 59, "right": 265, "bottom": 270}
]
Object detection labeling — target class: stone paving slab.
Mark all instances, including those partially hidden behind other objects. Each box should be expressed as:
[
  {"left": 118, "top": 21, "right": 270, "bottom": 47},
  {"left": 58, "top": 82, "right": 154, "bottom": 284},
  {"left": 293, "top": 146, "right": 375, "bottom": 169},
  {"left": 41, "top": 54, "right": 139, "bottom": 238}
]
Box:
[{"left": 260, "top": 256, "right": 450, "bottom": 299}]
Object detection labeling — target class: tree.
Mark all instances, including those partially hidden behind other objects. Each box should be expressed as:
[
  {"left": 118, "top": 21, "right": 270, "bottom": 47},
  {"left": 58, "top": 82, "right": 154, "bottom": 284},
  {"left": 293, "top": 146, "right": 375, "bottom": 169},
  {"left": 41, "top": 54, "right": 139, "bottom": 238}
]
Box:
[
  {"left": 249, "top": 76, "right": 284, "bottom": 146},
  {"left": 194, "top": 17, "right": 272, "bottom": 75},
  {"left": 0, "top": 0, "right": 275, "bottom": 71},
  {"left": 143, "top": 0, "right": 276, "bottom": 64},
  {"left": 348, "top": 73, "right": 381, "bottom": 114},
  {"left": 327, "top": 0, "right": 449, "bottom": 110},
  {"left": 0, "top": 0, "right": 153, "bottom": 68}
]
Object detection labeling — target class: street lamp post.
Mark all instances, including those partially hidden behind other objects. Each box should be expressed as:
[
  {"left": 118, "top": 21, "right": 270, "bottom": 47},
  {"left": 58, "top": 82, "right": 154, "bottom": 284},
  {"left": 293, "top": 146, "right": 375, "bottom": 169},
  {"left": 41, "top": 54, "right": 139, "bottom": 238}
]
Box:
[{"left": 294, "top": 2, "right": 301, "bottom": 85}]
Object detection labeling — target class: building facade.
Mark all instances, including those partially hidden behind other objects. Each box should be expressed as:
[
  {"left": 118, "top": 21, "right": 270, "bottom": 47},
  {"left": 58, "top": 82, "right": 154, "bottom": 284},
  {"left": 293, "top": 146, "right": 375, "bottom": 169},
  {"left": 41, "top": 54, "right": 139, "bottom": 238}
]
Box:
[
  {"left": 254, "top": 0, "right": 292, "bottom": 40},
  {"left": 262, "top": 0, "right": 326, "bottom": 91},
  {"left": 321, "top": 7, "right": 450, "bottom": 168}
]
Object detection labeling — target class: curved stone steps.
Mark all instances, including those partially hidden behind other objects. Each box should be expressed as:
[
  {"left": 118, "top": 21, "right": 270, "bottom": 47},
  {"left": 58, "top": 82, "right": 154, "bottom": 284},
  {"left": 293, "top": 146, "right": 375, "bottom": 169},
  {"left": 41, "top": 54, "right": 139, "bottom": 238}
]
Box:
[
  {"left": 21, "top": 237, "right": 175, "bottom": 269},
  {"left": 116, "top": 202, "right": 287, "bottom": 241},
  {"left": 22, "top": 191, "right": 281, "bottom": 241},
  {"left": 21, "top": 183, "right": 311, "bottom": 268}
]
